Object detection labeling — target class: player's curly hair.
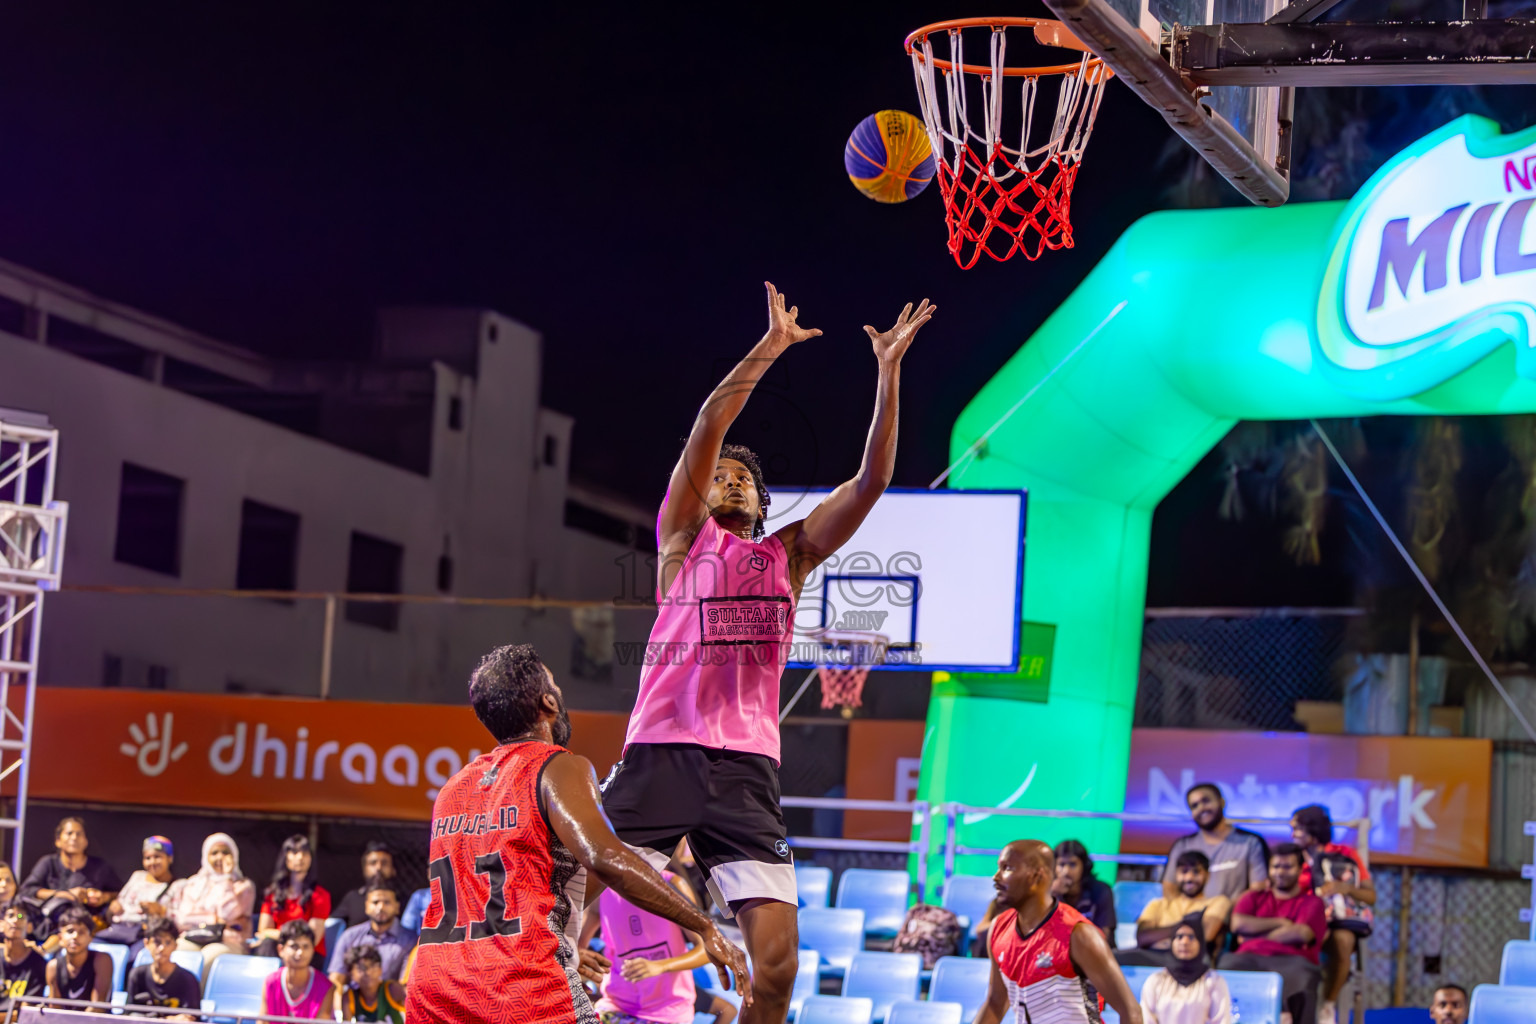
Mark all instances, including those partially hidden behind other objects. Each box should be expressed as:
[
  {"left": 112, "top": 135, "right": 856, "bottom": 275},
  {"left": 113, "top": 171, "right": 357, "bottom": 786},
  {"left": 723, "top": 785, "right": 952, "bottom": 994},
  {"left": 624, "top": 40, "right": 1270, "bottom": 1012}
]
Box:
[
  {"left": 719, "top": 443, "right": 770, "bottom": 541},
  {"left": 469, "top": 643, "right": 551, "bottom": 744}
]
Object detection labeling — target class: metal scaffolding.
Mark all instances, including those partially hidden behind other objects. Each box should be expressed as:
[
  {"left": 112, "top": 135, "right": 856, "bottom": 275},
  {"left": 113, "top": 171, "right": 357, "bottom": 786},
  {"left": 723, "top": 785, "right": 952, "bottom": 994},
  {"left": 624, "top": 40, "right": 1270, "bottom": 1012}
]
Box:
[{"left": 0, "top": 410, "right": 67, "bottom": 865}]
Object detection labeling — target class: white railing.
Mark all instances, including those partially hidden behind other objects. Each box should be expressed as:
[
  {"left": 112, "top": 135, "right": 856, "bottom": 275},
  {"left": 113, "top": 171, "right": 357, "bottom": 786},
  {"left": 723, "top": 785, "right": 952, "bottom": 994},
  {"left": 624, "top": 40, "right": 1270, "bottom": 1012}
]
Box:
[{"left": 1522, "top": 820, "right": 1535, "bottom": 940}]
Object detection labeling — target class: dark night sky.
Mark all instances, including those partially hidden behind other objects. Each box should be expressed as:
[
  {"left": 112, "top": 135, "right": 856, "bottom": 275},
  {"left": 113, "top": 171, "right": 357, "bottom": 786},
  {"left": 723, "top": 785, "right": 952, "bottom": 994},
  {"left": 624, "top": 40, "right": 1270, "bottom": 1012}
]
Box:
[{"left": 2, "top": 4, "right": 1528, "bottom": 607}]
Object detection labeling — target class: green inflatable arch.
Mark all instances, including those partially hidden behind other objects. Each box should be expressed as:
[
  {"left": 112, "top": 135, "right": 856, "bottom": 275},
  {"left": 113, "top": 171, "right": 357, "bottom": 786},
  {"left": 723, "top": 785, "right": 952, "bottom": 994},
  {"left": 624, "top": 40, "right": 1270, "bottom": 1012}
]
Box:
[{"left": 918, "top": 115, "right": 1536, "bottom": 889}]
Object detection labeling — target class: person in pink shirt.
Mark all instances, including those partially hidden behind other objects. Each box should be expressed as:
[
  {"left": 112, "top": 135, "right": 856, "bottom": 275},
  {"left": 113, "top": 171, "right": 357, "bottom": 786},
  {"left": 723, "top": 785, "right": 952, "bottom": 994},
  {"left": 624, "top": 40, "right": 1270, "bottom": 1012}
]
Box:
[
  {"left": 601, "top": 282, "right": 935, "bottom": 1023},
  {"left": 581, "top": 869, "right": 712, "bottom": 1024},
  {"left": 262, "top": 919, "right": 335, "bottom": 1020}
]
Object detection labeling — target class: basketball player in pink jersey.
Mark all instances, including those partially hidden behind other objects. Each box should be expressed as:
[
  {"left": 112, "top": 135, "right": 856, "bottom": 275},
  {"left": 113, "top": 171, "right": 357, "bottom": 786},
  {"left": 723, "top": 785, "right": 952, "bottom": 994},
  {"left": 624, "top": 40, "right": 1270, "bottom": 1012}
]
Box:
[
  {"left": 980, "top": 841, "right": 1142, "bottom": 1024},
  {"left": 602, "top": 282, "right": 934, "bottom": 1022}
]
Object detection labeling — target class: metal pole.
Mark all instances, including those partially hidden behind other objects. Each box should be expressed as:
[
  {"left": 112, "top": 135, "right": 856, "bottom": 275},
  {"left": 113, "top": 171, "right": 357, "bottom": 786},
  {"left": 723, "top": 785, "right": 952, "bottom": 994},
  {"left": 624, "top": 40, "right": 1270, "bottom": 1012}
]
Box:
[
  {"left": 1408, "top": 612, "right": 1420, "bottom": 736},
  {"left": 915, "top": 801, "right": 930, "bottom": 903},
  {"left": 319, "top": 594, "right": 337, "bottom": 699},
  {"left": 943, "top": 803, "right": 957, "bottom": 886},
  {"left": 1393, "top": 866, "right": 1412, "bottom": 1006}
]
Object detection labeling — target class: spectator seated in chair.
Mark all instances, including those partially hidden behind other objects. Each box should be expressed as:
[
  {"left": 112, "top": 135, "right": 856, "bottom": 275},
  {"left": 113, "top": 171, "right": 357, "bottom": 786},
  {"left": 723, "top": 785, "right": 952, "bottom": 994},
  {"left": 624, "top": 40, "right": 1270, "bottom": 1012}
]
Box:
[
  {"left": 254, "top": 834, "right": 331, "bottom": 959},
  {"left": 333, "top": 842, "right": 397, "bottom": 930},
  {"left": 578, "top": 861, "right": 711, "bottom": 1024},
  {"left": 1164, "top": 785, "right": 1269, "bottom": 904},
  {"left": 1291, "top": 805, "right": 1374, "bottom": 1024},
  {"left": 263, "top": 918, "right": 336, "bottom": 1020},
  {"left": 20, "top": 818, "right": 121, "bottom": 947},
  {"left": 124, "top": 916, "right": 199, "bottom": 1020},
  {"left": 1118, "top": 851, "right": 1230, "bottom": 968},
  {"left": 0, "top": 899, "right": 47, "bottom": 1015},
  {"left": 169, "top": 832, "right": 256, "bottom": 976},
  {"left": 1428, "top": 983, "right": 1467, "bottom": 1024},
  {"left": 0, "top": 863, "right": 22, "bottom": 918},
  {"left": 44, "top": 906, "right": 112, "bottom": 1010},
  {"left": 338, "top": 944, "right": 406, "bottom": 1023},
  {"left": 1219, "top": 843, "right": 1326, "bottom": 1024},
  {"left": 96, "top": 836, "right": 184, "bottom": 961},
  {"left": 1050, "top": 840, "right": 1117, "bottom": 945},
  {"left": 1138, "top": 921, "right": 1232, "bottom": 1024},
  {"left": 326, "top": 880, "right": 414, "bottom": 987}
]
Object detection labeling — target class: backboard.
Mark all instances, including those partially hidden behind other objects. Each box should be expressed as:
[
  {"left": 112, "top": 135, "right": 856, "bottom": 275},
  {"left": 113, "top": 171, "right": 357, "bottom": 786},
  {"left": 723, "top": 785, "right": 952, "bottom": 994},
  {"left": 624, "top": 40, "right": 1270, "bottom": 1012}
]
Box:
[
  {"left": 1038, "top": 0, "right": 1536, "bottom": 205},
  {"left": 765, "top": 488, "right": 1026, "bottom": 672}
]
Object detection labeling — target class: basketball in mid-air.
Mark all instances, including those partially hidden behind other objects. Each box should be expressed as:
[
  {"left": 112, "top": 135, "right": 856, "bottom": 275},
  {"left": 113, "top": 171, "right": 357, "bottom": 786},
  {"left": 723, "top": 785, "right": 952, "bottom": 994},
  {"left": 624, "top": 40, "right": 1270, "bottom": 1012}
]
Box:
[{"left": 844, "top": 110, "right": 935, "bottom": 203}]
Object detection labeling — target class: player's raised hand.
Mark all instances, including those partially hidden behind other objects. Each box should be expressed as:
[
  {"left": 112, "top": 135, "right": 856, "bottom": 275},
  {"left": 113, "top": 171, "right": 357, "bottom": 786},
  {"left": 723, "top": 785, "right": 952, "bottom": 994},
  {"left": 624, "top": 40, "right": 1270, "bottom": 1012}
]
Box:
[
  {"left": 864, "top": 298, "right": 936, "bottom": 365},
  {"left": 764, "top": 281, "right": 822, "bottom": 348},
  {"left": 701, "top": 924, "right": 755, "bottom": 1008}
]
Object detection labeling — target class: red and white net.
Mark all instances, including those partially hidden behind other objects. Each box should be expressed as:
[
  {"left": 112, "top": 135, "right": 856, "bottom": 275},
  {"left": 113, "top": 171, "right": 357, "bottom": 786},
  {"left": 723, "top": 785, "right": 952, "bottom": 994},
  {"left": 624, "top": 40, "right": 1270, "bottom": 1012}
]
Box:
[
  {"left": 910, "top": 23, "right": 1109, "bottom": 268},
  {"left": 815, "top": 633, "right": 889, "bottom": 717}
]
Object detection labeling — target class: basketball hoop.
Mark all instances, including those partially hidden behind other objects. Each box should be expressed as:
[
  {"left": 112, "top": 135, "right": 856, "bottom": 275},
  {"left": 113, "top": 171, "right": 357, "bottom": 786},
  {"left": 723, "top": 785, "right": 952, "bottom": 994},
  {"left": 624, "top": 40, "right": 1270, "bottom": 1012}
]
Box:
[
  {"left": 906, "top": 18, "right": 1111, "bottom": 268},
  {"left": 812, "top": 630, "right": 888, "bottom": 719}
]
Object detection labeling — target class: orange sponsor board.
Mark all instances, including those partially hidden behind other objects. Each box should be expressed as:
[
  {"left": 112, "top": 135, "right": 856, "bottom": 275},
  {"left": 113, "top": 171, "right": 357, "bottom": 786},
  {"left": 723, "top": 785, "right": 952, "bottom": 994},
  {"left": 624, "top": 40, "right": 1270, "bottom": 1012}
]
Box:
[
  {"left": 16, "top": 688, "right": 629, "bottom": 821},
  {"left": 844, "top": 720, "right": 926, "bottom": 841},
  {"left": 1122, "top": 730, "right": 1492, "bottom": 868}
]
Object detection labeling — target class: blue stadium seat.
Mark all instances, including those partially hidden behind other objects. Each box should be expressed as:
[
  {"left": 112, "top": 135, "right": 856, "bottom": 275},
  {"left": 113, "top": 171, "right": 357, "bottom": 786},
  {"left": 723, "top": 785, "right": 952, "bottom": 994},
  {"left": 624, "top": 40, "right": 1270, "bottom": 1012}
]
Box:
[
  {"left": 1218, "top": 969, "right": 1284, "bottom": 1024},
  {"left": 323, "top": 917, "right": 346, "bottom": 960},
  {"left": 1112, "top": 881, "right": 1164, "bottom": 925},
  {"left": 836, "top": 869, "right": 910, "bottom": 938},
  {"left": 1469, "top": 984, "right": 1536, "bottom": 1024},
  {"left": 799, "top": 996, "right": 875, "bottom": 1024},
  {"left": 798, "top": 865, "right": 834, "bottom": 908},
  {"left": 1120, "top": 964, "right": 1159, "bottom": 1000},
  {"left": 1498, "top": 939, "right": 1536, "bottom": 986},
  {"left": 88, "top": 941, "right": 129, "bottom": 994},
  {"left": 842, "top": 951, "right": 921, "bottom": 1022},
  {"left": 929, "top": 956, "right": 992, "bottom": 1020},
  {"left": 886, "top": 1000, "right": 963, "bottom": 1024},
  {"left": 800, "top": 907, "right": 866, "bottom": 973},
  {"left": 131, "top": 947, "right": 205, "bottom": 981},
  {"left": 1363, "top": 1010, "right": 1432, "bottom": 1024},
  {"left": 790, "top": 949, "right": 822, "bottom": 1020},
  {"left": 203, "top": 954, "right": 281, "bottom": 1024},
  {"left": 941, "top": 875, "right": 996, "bottom": 937},
  {"left": 401, "top": 887, "right": 432, "bottom": 934}
]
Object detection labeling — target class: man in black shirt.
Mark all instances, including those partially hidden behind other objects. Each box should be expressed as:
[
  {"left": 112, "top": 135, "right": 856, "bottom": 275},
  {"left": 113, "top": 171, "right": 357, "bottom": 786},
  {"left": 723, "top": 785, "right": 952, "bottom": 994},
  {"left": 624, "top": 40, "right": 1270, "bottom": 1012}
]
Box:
[
  {"left": 125, "top": 918, "right": 199, "bottom": 1020},
  {"left": 19, "top": 818, "right": 121, "bottom": 941},
  {"left": 0, "top": 900, "right": 46, "bottom": 1014},
  {"left": 333, "top": 842, "right": 397, "bottom": 929}
]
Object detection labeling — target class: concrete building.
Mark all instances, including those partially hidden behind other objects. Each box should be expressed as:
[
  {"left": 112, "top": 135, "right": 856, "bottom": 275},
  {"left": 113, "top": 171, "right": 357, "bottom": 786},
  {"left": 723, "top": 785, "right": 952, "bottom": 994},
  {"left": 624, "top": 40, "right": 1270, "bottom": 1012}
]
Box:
[{"left": 0, "top": 256, "right": 656, "bottom": 708}]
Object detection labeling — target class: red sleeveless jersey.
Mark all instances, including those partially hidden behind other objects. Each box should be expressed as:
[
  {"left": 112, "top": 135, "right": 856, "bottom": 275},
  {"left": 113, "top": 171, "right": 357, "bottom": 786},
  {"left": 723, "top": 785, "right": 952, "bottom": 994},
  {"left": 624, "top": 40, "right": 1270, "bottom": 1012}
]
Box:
[
  {"left": 404, "top": 740, "right": 592, "bottom": 1024},
  {"left": 990, "top": 900, "right": 1104, "bottom": 1024}
]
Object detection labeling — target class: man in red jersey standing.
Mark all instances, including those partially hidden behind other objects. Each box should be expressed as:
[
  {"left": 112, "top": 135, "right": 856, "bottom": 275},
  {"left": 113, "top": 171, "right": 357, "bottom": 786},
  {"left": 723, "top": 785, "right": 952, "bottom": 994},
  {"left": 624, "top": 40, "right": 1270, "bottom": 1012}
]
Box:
[
  {"left": 602, "top": 283, "right": 935, "bottom": 1023},
  {"left": 405, "top": 644, "right": 750, "bottom": 1024},
  {"left": 977, "top": 840, "right": 1142, "bottom": 1024}
]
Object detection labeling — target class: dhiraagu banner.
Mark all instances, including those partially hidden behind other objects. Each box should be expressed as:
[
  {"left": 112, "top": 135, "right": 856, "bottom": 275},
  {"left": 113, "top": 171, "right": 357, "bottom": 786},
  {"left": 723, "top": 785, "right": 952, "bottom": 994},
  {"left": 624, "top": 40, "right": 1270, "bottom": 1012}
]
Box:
[{"left": 1317, "top": 114, "right": 1536, "bottom": 400}]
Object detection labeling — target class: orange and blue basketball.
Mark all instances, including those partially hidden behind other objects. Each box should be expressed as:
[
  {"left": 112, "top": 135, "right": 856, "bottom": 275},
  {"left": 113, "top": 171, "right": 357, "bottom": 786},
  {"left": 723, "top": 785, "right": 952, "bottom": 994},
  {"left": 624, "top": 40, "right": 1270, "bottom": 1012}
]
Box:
[{"left": 844, "top": 110, "right": 935, "bottom": 203}]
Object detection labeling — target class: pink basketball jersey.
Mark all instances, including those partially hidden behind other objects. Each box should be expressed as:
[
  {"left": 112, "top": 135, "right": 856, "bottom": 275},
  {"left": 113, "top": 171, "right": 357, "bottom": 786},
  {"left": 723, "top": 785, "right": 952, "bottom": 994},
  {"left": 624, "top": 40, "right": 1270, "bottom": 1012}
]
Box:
[
  {"left": 623, "top": 505, "right": 796, "bottom": 762},
  {"left": 594, "top": 872, "right": 696, "bottom": 1024}
]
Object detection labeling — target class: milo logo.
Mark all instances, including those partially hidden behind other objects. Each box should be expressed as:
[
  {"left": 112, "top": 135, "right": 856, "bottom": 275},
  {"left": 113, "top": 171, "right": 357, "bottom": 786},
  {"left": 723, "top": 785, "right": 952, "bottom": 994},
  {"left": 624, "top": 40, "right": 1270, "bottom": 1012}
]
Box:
[{"left": 1317, "top": 115, "right": 1536, "bottom": 400}]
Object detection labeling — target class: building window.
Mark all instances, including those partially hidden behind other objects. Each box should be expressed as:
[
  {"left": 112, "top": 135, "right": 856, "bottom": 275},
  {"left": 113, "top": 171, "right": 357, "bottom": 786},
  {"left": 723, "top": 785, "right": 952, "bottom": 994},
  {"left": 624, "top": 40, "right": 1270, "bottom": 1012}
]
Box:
[
  {"left": 543, "top": 435, "right": 558, "bottom": 467},
  {"left": 437, "top": 554, "right": 454, "bottom": 592},
  {"left": 146, "top": 664, "right": 170, "bottom": 690},
  {"left": 447, "top": 396, "right": 463, "bottom": 431},
  {"left": 102, "top": 654, "right": 122, "bottom": 688},
  {"left": 236, "top": 500, "right": 300, "bottom": 594},
  {"left": 114, "top": 463, "right": 185, "bottom": 576},
  {"left": 345, "top": 531, "right": 403, "bottom": 631}
]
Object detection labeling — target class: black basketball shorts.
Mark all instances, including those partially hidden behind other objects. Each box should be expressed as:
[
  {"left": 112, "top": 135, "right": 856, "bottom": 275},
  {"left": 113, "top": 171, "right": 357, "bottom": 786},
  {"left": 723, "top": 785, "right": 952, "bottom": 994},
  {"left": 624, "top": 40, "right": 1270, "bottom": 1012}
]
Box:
[{"left": 599, "top": 742, "right": 797, "bottom": 915}]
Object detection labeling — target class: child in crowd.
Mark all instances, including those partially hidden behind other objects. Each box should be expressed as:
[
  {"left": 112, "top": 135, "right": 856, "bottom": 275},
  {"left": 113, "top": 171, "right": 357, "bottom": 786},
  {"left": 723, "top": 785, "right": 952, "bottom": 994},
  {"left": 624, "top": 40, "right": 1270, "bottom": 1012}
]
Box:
[
  {"left": 99, "top": 837, "right": 184, "bottom": 960},
  {"left": 338, "top": 945, "right": 405, "bottom": 1023},
  {"left": 45, "top": 906, "right": 112, "bottom": 1008},
  {"left": 125, "top": 917, "right": 200, "bottom": 1019},
  {"left": 0, "top": 863, "right": 20, "bottom": 909},
  {"left": 262, "top": 919, "right": 335, "bottom": 1020},
  {"left": 0, "top": 900, "right": 46, "bottom": 1015}
]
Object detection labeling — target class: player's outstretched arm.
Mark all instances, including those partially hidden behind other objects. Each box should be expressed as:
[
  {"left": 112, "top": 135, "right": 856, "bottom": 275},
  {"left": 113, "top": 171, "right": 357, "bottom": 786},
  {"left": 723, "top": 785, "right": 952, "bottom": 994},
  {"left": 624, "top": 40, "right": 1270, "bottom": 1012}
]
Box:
[
  {"left": 780, "top": 299, "right": 935, "bottom": 578},
  {"left": 972, "top": 955, "right": 1010, "bottom": 1024},
  {"left": 541, "top": 752, "right": 753, "bottom": 1006},
  {"left": 660, "top": 282, "right": 821, "bottom": 550},
  {"left": 1070, "top": 920, "right": 1144, "bottom": 1024}
]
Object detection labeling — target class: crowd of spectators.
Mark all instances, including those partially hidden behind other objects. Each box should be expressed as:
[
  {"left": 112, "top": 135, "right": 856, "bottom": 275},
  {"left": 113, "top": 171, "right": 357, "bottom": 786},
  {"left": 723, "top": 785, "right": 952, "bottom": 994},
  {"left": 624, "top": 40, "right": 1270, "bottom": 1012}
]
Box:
[
  {"left": 0, "top": 818, "right": 420, "bottom": 1020},
  {"left": 1108, "top": 782, "right": 1439, "bottom": 1024}
]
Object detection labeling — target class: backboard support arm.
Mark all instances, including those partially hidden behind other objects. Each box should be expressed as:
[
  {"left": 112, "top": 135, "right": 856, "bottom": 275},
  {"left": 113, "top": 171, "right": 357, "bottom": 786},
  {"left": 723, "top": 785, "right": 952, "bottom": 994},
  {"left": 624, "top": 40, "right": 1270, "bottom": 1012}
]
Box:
[{"left": 1039, "top": 0, "right": 1292, "bottom": 206}]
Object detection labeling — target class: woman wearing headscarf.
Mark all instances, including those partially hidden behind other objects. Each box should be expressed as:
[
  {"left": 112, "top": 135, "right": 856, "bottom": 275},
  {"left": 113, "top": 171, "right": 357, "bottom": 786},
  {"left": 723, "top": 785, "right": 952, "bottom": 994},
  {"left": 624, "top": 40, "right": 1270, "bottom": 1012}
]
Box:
[
  {"left": 168, "top": 833, "right": 256, "bottom": 975},
  {"left": 1139, "top": 920, "right": 1232, "bottom": 1024}
]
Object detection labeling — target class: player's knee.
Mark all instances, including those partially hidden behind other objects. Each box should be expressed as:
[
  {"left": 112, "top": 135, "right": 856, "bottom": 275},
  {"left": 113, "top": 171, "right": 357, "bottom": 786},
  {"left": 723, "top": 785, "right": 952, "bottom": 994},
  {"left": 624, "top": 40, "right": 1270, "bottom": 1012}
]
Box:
[{"left": 750, "top": 943, "right": 799, "bottom": 995}]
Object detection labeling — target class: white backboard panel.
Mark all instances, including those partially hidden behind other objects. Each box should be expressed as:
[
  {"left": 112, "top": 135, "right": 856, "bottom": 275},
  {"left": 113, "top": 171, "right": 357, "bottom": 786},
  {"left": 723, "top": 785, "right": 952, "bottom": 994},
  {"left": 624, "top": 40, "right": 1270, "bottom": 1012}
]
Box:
[{"left": 765, "top": 488, "right": 1025, "bottom": 672}]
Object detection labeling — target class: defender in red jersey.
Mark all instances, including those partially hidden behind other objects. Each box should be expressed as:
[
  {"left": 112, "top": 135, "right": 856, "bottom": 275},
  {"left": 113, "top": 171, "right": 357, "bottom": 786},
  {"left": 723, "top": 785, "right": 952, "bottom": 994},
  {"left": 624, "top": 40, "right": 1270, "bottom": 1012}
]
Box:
[
  {"left": 405, "top": 645, "right": 750, "bottom": 1024},
  {"left": 979, "top": 841, "right": 1142, "bottom": 1024}
]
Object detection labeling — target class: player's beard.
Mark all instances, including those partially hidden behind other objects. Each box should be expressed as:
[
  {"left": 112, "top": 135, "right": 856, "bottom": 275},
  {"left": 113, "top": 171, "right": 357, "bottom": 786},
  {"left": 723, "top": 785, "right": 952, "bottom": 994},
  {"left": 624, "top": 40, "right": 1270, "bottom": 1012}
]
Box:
[{"left": 551, "top": 701, "right": 572, "bottom": 748}]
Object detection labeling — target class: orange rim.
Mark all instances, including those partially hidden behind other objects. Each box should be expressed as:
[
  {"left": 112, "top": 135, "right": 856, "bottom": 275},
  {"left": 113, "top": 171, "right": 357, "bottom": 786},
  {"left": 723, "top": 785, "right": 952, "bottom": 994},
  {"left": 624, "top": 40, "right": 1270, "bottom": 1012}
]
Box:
[{"left": 904, "top": 16, "right": 1110, "bottom": 78}]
